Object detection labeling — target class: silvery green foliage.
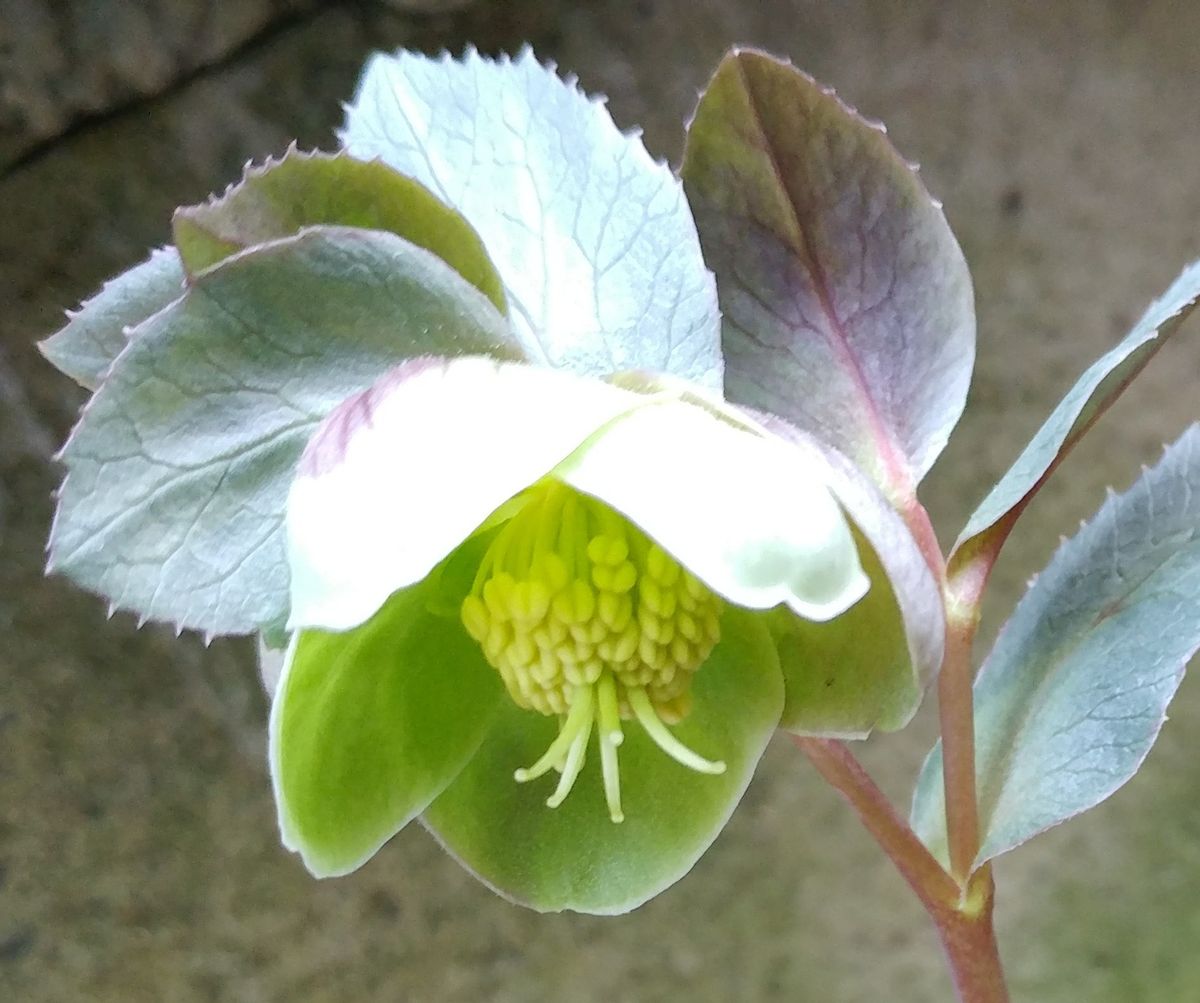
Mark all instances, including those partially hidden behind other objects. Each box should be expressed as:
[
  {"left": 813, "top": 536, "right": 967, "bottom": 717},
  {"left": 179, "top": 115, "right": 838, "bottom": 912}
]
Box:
[
  {"left": 681, "top": 50, "right": 969, "bottom": 735},
  {"left": 49, "top": 229, "right": 517, "bottom": 635},
  {"left": 340, "top": 47, "right": 723, "bottom": 389},
  {"left": 41, "top": 246, "right": 185, "bottom": 390},
  {"left": 954, "top": 260, "right": 1200, "bottom": 557},
  {"left": 913, "top": 425, "right": 1200, "bottom": 866},
  {"left": 47, "top": 52, "right": 728, "bottom": 641},
  {"left": 682, "top": 49, "right": 975, "bottom": 495}
]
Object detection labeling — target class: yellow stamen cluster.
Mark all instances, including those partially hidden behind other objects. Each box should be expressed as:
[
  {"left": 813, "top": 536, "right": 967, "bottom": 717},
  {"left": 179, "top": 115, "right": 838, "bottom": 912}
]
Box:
[{"left": 459, "top": 480, "right": 725, "bottom": 822}]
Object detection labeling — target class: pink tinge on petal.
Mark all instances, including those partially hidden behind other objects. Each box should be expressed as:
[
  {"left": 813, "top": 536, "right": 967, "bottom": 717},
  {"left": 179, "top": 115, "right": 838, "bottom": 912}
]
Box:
[
  {"left": 299, "top": 356, "right": 445, "bottom": 478},
  {"left": 285, "top": 356, "right": 645, "bottom": 632}
]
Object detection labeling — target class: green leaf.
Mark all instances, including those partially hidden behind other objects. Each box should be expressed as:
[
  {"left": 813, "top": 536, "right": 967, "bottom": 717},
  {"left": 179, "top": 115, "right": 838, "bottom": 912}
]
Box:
[
  {"left": 39, "top": 246, "right": 185, "bottom": 390},
  {"left": 681, "top": 49, "right": 975, "bottom": 498},
  {"left": 340, "top": 47, "right": 722, "bottom": 388},
  {"left": 913, "top": 425, "right": 1200, "bottom": 868},
  {"left": 49, "top": 227, "right": 521, "bottom": 637},
  {"left": 951, "top": 260, "right": 1200, "bottom": 569},
  {"left": 270, "top": 578, "right": 503, "bottom": 877},
  {"left": 422, "top": 607, "right": 783, "bottom": 914},
  {"left": 173, "top": 147, "right": 506, "bottom": 313}
]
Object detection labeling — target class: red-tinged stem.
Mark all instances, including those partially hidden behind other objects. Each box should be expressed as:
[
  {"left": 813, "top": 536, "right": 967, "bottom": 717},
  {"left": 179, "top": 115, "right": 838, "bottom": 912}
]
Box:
[
  {"left": 798, "top": 494, "right": 1011, "bottom": 999},
  {"left": 795, "top": 737, "right": 959, "bottom": 912},
  {"left": 939, "top": 602, "right": 983, "bottom": 882},
  {"left": 796, "top": 738, "right": 1009, "bottom": 1002},
  {"left": 900, "top": 494, "right": 985, "bottom": 884},
  {"left": 936, "top": 868, "right": 1009, "bottom": 1003},
  {"left": 939, "top": 526, "right": 1007, "bottom": 881}
]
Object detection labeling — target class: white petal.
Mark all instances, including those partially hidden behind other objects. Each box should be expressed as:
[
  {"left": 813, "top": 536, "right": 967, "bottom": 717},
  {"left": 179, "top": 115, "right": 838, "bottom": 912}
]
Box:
[
  {"left": 286, "top": 357, "right": 642, "bottom": 630},
  {"left": 554, "top": 401, "right": 870, "bottom": 621}
]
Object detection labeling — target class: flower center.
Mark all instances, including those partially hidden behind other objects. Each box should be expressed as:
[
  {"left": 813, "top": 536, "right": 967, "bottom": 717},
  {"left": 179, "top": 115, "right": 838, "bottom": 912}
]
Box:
[{"left": 459, "top": 480, "right": 725, "bottom": 822}]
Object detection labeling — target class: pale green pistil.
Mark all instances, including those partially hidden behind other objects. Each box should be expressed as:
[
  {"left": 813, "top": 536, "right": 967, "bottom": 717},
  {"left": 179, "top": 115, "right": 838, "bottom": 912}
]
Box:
[{"left": 460, "top": 481, "right": 725, "bottom": 822}]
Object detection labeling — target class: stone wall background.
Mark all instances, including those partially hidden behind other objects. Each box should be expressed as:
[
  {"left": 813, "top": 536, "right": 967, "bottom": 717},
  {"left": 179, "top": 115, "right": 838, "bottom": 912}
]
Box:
[{"left": 3, "top": 1, "right": 1199, "bottom": 1000}]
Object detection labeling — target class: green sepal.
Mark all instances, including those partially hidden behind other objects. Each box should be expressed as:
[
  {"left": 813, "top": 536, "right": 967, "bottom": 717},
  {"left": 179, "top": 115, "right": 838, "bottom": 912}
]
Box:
[
  {"left": 270, "top": 577, "right": 503, "bottom": 877},
  {"left": 173, "top": 147, "right": 507, "bottom": 314},
  {"left": 421, "top": 607, "right": 783, "bottom": 914},
  {"left": 773, "top": 528, "right": 919, "bottom": 737},
  {"left": 713, "top": 408, "right": 943, "bottom": 737}
]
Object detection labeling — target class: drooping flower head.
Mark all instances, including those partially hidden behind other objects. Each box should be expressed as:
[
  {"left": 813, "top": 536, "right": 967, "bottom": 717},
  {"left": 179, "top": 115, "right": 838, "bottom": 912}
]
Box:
[
  {"left": 26, "top": 41, "right": 936, "bottom": 915},
  {"left": 246, "top": 47, "right": 903, "bottom": 914},
  {"left": 273, "top": 353, "right": 869, "bottom": 910}
]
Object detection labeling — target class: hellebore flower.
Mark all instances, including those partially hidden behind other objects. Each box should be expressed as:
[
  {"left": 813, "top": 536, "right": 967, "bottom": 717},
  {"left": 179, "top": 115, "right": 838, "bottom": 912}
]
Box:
[
  {"left": 34, "top": 41, "right": 949, "bottom": 918},
  {"left": 271, "top": 356, "right": 869, "bottom": 913}
]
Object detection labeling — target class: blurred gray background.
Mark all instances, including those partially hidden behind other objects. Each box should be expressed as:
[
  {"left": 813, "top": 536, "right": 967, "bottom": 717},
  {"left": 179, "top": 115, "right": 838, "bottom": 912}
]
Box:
[{"left": 3, "top": 1, "right": 1200, "bottom": 1000}]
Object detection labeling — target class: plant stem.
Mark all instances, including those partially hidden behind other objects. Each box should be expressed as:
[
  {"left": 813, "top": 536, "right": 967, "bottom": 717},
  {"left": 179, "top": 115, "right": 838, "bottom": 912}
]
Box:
[
  {"left": 933, "top": 868, "right": 1009, "bottom": 1003},
  {"left": 939, "top": 602, "right": 983, "bottom": 881},
  {"left": 795, "top": 737, "right": 958, "bottom": 912},
  {"left": 796, "top": 738, "right": 1009, "bottom": 1002},
  {"left": 800, "top": 499, "right": 1010, "bottom": 997},
  {"left": 902, "top": 493, "right": 985, "bottom": 883}
]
